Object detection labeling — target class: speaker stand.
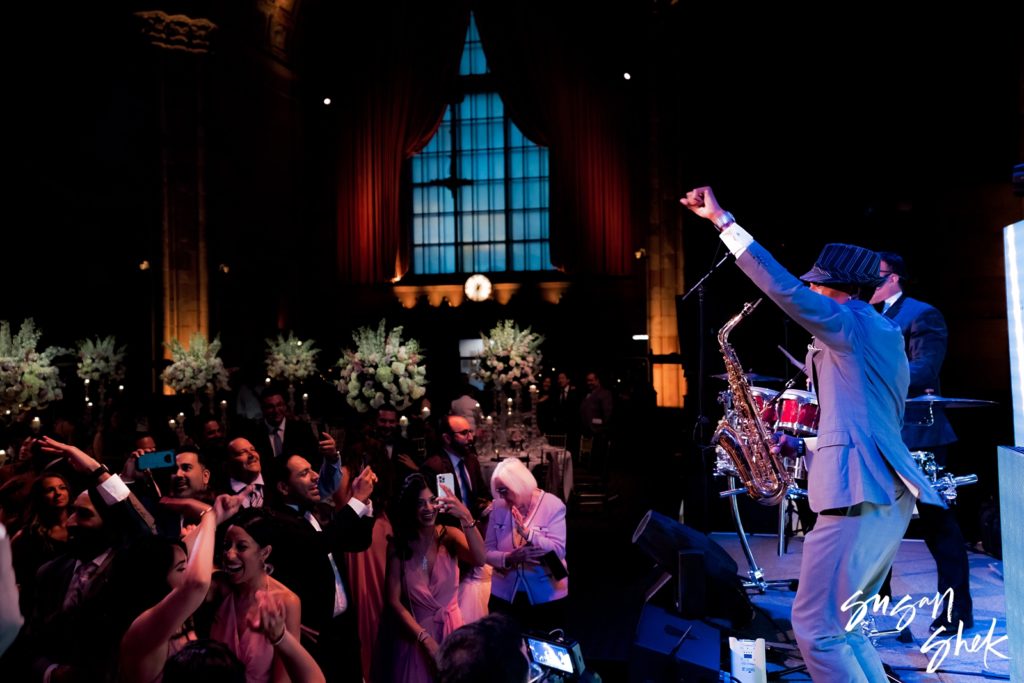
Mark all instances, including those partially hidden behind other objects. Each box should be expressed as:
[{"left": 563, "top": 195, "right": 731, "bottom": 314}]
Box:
[{"left": 726, "top": 475, "right": 798, "bottom": 593}]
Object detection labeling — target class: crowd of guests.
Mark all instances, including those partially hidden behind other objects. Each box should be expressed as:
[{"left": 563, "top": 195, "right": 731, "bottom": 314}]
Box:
[{"left": 0, "top": 379, "right": 584, "bottom": 682}]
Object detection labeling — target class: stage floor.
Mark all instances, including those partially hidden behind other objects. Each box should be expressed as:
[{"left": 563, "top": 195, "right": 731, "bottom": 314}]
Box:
[{"left": 712, "top": 532, "right": 1009, "bottom": 682}]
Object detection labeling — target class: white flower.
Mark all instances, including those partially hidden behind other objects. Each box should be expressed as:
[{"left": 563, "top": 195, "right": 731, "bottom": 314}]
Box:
[
  {"left": 0, "top": 319, "right": 69, "bottom": 415},
  {"left": 334, "top": 320, "right": 428, "bottom": 413},
  {"left": 161, "top": 334, "right": 230, "bottom": 394},
  {"left": 471, "top": 320, "right": 544, "bottom": 390}
]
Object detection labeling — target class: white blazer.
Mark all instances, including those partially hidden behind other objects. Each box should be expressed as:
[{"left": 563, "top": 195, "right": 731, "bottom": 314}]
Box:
[{"left": 485, "top": 490, "right": 568, "bottom": 604}]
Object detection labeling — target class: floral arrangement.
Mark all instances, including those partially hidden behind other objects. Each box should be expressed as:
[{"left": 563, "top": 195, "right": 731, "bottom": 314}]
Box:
[
  {"left": 335, "top": 320, "right": 427, "bottom": 413},
  {"left": 265, "top": 332, "right": 319, "bottom": 383},
  {"left": 161, "top": 333, "right": 230, "bottom": 394},
  {"left": 0, "top": 319, "right": 67, "bottom": 415},
  {"left": 76, "top": 335, "right": 127, "bottom": 385},
  {"left": 473, "top": 320, "right": 544, "bottom": 387}
]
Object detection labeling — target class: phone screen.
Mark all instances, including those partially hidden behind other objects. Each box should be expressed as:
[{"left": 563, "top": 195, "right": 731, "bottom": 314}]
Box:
[{"left": 526, "top": 637, "right": 574, "bottom": 673}]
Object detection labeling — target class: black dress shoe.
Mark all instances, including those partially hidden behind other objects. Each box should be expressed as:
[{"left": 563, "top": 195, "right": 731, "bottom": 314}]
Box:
[{"left": 929, "top": 612, "right": 974, "bottom": 632}]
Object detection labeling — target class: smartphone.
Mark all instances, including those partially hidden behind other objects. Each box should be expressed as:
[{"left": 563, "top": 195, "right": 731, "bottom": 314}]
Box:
[
  {"left": 436, "top": 473, "right": 455, "bottom": 497},
  {"left": 525, "top": 633, "right": 583, "bottom": 675},
  {"left": 137, "top": 450, "right": 176, "bottom": 470},
  {"left": 540, "top": 550, "right": 568, "bottom": 580}
]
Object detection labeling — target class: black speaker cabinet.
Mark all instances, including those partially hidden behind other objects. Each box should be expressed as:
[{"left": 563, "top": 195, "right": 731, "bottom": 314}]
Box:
[{"left": 629, "top": 604, "right": 721, "bottom": 682}]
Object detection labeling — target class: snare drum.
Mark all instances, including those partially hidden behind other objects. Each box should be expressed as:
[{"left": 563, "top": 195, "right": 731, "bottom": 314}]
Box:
[
  {"left": 775, "top": 389, "right": 820, "bottom": 437},
  {"left": 749, "top": 386, "right": 780, "bottom": 425}
]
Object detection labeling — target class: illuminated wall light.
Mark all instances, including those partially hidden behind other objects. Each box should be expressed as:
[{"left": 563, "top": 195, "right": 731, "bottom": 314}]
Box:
[
  {"left": 623, "top": 72, "right": 631, "bottom": 80},
  {"left": 1005, "top": 221, "right": 1024, "bottom": 444},
  {"left": 632, "top": 334, "right": 650, "bottom": 341},
  {"left": 323, "top": 98, "right": 332, "bottom": 106},
  {"left": 139, "top": 260, "right": 151, "bottom": 271}
]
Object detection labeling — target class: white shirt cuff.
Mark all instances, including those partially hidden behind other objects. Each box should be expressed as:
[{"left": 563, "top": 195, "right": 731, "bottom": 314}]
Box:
[
  {"left": 719, "top": 222, "right": 753, "bottom": 257},
  {"left": 347, "top": 497, "right": 372, "bottom": 518},
  {"left": 96, "top": 474, "right": 131, "bottom": 506}
]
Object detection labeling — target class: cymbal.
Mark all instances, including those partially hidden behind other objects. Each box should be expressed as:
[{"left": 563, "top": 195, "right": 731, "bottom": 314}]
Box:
[
  {"left": 906, "top": 394, "right": 998, "bottom": 409},
  {"left": 711, "top": 372, "right": 784, "bottom": 383}
]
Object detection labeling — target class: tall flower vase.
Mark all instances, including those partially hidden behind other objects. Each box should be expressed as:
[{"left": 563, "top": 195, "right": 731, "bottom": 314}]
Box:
[
  {"left": 287, "top": 383, "right": 296, "bottom": 413},
  {"left": 192, "top": 391, "right": 203, "bottom": 417}
]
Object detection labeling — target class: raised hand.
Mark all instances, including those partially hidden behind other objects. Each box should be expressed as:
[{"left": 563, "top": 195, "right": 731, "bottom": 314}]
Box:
[
  {"left": 318, "top": 431, "right": 338, "bottom": 462},
  {"left": 37, "top": 436, "right": 100, "bottom": 474},
  {"left": 510, "top": 506, "right": 531, "bottom": 538},
  {"left": 436, "top": 485, "right": 473, "bottom": 526},
  {"left": 214, "top": 489, "right": 247, "bottom": 523},
  {"left": 248, "top": 589, "right": 287, "bottom": 644},
  {"left": 351, "top": 466, "right": 376, "bottom": 503},
  {"left": 680, "top": 186, "right": 732, "bottom": 230}
]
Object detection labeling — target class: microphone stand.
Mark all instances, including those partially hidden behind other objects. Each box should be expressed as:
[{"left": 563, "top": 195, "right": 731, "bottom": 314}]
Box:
[{"left": 676, "top": 253, "right": 732, "bottom": 532}]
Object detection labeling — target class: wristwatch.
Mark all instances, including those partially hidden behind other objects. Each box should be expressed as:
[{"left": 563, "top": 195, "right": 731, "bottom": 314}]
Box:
[{"left": 90, "top": 464, "right": 111, "bottom": 481}]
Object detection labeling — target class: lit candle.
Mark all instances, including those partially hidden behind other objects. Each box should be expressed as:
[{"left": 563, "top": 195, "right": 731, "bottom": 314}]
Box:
[
  {"left": 421, "top": 405, "right": 431, "bottom": 418},
  {"left": 118, "top": 384, "right": 124, "bottom": 393},
  {"left": 529, "top": 384, "right": 537, "bottom": 394},
  {"left": 84, "top": 378, "right": 90, "bottom": 386},
  {"left": 399, "top": 416, "right": 409, "bottom": 427},
  {"left": 485, "top": 415, "right": 493, "bottom": 425},
  {"left": 507, "top": 398, "right": 513, "bottom": 405},
  {"left": 265, "top": 377, "right": 271, "bottom": 385},
  {"left": 177, "top": 412, "right": 186, "bottom": 424},
  {"left": 30, "top": 417, "right": 41, "bottom": 433},
  {"left": 168, "top": 419, "right": 177, "bottom": 429},
  {"left": 220, "top": 399, "right": 228, "bottom": 410}
]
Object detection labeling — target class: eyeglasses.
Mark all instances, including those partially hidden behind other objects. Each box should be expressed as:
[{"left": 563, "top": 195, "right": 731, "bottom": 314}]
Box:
[{"left": 453, "top": 429, "right": 474, "bottom": 436}]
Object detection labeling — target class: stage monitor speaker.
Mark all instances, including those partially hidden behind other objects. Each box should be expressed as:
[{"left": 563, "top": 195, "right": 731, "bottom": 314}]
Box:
[
  {"left": 629, "top": 603, "right": 721, "bottom": 683},
  {"left": 633, "top": 510, "right": 753, "bottom": 626}
]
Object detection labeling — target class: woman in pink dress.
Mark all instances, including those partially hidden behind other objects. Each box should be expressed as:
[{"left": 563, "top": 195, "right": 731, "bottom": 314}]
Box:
[
  {"left": 208, "top": 507, "right": 311, "bottom": 683},
  {"left": 384, "top": 474, "right": 485, "bottom": 682}
]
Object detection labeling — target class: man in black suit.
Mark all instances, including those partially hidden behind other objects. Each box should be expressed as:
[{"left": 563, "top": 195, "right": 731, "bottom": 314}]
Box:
[
  {"left": 245, "top": 387, "right": 337, "bottom": 471},
  {"left": 266, "top": 454, "right": 376, "bottom": 682},
  {"left": 871, "top": 251, "right": 973, "bottom": 631},
  {"left": 346, "top": 404, "right": 421, "bottom": 516},
  {"left": 21, "top": 438, "right": 155, "bottom": 681},
  {"left": 422, "top": 415, "right": 490, "bottom": 520}
]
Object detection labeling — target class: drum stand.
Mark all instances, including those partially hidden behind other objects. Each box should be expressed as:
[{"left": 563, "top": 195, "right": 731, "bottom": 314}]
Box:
[{"left": 723, "top": 475, "right": 800, "bottom": 593}]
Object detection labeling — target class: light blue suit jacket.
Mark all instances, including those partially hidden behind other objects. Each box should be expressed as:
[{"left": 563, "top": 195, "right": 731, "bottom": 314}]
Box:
[{"left": 735, "top": 242, "right": 946, "bottom": 512}]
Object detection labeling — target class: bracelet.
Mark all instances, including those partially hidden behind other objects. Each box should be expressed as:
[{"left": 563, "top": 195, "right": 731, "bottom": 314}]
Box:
[
  {"left": 90, "top": 464, "right": 110, "bottom": 481},
  {"left": 199, "top": 507, "right": 214, "bottom": 520},
  {"left": 417, "top": 629, "right": 430, "bottom": 643},
  {"left": 711, "top": 211, "right": 736, "bottom": 230},
  {"left": 461, "top": 519, "right": 478, "bottom": 529},
  {"left": 270, "top": 630, "right": 287, "bottom": 647}
]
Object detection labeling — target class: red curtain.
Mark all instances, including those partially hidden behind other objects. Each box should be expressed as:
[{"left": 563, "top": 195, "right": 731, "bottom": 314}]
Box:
[
  {"left": 332, "top": 2, "right": 470, "bottom": 284},
  {"left": 474, "top": 1, "right": 636, "bottom": 276}
]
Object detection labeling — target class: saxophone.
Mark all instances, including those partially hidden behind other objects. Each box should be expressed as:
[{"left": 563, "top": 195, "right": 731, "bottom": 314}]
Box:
[{"left": 713, "top": 299, "right": 794, "bottom": 506}]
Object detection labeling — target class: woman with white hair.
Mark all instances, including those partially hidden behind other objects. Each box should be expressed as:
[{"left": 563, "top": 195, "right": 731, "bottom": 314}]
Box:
[{"left": 484, "top": 458, "right": 568, "bottom": 632}]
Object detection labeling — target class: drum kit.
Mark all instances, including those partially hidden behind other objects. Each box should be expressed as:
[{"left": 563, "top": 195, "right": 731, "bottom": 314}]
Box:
[
  {"left": 712, "top": 372, "right": 992, "bottom": 495},
  {"left": 710, "top": 371, "right": 994, "bottom": 593}
]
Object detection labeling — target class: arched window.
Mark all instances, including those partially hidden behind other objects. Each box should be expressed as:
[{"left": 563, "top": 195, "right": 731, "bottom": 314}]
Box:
[{"left": 410, "top": 15, "right": 552, "bottom": 275}]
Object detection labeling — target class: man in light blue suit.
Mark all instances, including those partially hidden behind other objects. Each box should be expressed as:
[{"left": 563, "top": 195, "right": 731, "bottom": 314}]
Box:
[{"left": 682, "top": 187, "right": 946, "bottom": 682}]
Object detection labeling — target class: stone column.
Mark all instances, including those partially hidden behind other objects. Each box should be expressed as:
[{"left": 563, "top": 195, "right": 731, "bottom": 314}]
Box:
[{"left": 135, "top": 11, "right": 217, "bottom": 392}]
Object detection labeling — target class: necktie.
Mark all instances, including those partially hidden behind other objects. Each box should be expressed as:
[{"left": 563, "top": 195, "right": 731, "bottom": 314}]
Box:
[
  {"left": 247, "top": 484, "right": 263, "bottom": 508},
  {"left": 270, "top": 426, "right": 283, "bottom": 458},
  {"left": 305, "top": 511, "right": 348, "bottom": 616},
  {"left": 882, "top": 301, "right": 892, "bottom": 315},
  {"left": 455, "top": 458, "right": 472, "bottom": 507},
  {"left": 64, "top": 560, "right": 99, "bottom": 610}
]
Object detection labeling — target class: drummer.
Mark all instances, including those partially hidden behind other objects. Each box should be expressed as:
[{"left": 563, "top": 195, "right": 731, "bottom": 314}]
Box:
[{"left": 870, "top": 251, "right": 973, "bottom": 631}]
